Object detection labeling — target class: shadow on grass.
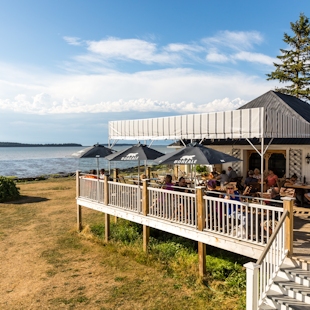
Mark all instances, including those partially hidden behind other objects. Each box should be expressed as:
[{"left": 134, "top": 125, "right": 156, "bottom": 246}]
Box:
[{"left": 3, "top": 195, "right": 49, "bottom": 204}]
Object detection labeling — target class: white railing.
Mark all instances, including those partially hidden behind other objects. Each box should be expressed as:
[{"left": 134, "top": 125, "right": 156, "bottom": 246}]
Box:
[
  {"left": 147, "top": 187, "right": 196, "bottom": 227},
  {"left": 108, "top": 181, "right": 142, "bottom": 213},
  {"left": 244, "top": 208, "right": 290, "bottom": 310},
  {"left": 79, "top": 177, "right": 104, "bottom": 202},
  {"left": 203, "top": 195, "right": 283, "bottom": 245}
]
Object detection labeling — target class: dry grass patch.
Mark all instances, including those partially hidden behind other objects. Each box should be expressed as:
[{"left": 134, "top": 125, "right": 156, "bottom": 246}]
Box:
[{"left": 0, "top": 177, "right": 245, "bottom": 310}]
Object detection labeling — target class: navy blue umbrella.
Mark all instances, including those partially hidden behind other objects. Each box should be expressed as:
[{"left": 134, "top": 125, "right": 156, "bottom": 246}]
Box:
[{"left": 154, "top": 143, "right": 241, "bottom": 165}]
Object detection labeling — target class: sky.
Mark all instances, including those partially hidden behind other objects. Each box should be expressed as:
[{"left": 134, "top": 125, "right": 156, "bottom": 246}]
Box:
[{"left": 0, "top": 0, "right": 309, "bottom": 146}]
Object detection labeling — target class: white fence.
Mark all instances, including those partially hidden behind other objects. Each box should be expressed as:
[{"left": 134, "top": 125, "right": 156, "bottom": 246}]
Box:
[{"left": 78, "top": 176, "right": 285, "bottom": 247}]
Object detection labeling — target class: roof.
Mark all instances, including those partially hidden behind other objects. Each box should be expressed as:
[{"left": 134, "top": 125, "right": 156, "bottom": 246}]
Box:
[{"left": 239, "top": 90, "right": 310, "bottom": 123}]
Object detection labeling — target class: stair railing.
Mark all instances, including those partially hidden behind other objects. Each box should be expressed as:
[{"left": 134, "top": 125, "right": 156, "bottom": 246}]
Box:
[{"left": 244, "top": 197, "right": 294, "bottom": 310}]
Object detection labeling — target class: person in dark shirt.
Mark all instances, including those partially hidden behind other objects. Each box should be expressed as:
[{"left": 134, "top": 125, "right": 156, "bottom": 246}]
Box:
[
  {"left": 244, "top": 170, "right": 258, "bottom": 186},
  {"left": 227, "top": 166, "right": 238, "bottom": 182},
  {"left": 174, "top": 177, "right": 189, "bottom": 193}
]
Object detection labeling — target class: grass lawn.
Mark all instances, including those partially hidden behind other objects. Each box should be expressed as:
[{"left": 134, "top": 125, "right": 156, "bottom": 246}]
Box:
[{"left": 0, "top": 177, "right": 246, "bottom": 309}]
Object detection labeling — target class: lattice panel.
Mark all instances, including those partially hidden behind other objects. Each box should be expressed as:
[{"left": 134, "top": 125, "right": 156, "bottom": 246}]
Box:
[
  {"left": 289, "top": 149, "right": 302, "bottom": 179},
  {"left": 231, "top": 149, "right": 241, "bottom": 175}
]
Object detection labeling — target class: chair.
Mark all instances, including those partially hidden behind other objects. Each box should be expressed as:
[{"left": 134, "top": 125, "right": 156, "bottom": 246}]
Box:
[
  {"left": 118, "top": 175, "right": 127, "bottom": 183},
  {"left": 280, "top": 187, "right": 295, "bottom": 198},
  {"left": 248, "top": 182, "right": 260, "bottom": 193}
]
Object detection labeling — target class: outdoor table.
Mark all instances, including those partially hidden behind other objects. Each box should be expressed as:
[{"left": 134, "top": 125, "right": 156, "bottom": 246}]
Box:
[{"left": 284, "top": 183, "right": 310, "bottom": 207}]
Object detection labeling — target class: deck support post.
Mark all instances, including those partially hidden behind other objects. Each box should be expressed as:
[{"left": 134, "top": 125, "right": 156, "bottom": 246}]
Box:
[
  {"left": 104, "top": 174, "right": 110, "bottom": 242},
  {"left": 76, "top": 170, "right": 82, "bottom": 231},
  {"left": 196, "top": 186, "right": 206, "bottom": 277},
  {"left": 283, "top": 197, "right": 294, "bottom": 257},
  {"left": 142, "top": 179, "right": 150, "bottom": 252},
  {"left": 244, "top": 262, "right": 259, "bottom": 310}
]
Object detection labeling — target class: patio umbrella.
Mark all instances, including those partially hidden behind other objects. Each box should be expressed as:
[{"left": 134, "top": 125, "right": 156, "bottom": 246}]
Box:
[
  {"left": 71, "top": 143, "right": 114, "bottom": 176},
  {"left": 104, "top": 142, "right": 165, "bottom": 179},
  {"left": 154, "top": 143, "right": 242, "bottom": 186},
  {"left": 154, "top": 143, "right": 241, "bottom": 165}
]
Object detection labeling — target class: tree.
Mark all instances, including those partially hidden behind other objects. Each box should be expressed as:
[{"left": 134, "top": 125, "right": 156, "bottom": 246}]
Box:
[{"left": 267, "top": 13, "right": 310, "bottom": 101}]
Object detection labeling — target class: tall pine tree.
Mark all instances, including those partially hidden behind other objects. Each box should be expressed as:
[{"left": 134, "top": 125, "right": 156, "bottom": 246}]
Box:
[{"left": 267, "top": 13, "right": 310, "bottom": 101}]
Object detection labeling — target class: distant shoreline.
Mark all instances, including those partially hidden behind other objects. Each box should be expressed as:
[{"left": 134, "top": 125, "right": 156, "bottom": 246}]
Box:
[{"left": 0, "top": 142, "right": 82, "bottom": 147}]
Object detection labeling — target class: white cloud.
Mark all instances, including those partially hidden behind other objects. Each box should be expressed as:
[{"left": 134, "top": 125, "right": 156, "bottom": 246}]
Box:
[
  {"left": 0, "top": 65, "right": 274, "bottom": 115},
  {"left": 63, "top": 36, "right": 82, "bottom": 46},
  {"left": 61, "top": 31, "right": 272, "bottom": 69},
  {"left": 203, "top": 30, "right": 263, "bottom": 51},
  {"left": 206, "top": 50, "right": 230, "bottom": 63},
  {"left": 0, "top": 31, "right": 279, "bottom": 121},
  {"left": 233, "top": 51, "right": 276, "bottom": 65},
  {"left": 86, "top": 37, "right": 181, "bottom": 64}
]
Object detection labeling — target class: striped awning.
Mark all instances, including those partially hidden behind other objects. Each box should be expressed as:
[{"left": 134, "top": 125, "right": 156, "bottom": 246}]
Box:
[{"left": 108, "top": 107, "right": 310, "bottom": 141}]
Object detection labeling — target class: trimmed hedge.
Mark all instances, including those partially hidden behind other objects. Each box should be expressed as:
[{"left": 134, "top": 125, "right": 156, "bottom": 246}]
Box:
[{"left": 0, "top": 176, "right": 20, "bottom": 202}]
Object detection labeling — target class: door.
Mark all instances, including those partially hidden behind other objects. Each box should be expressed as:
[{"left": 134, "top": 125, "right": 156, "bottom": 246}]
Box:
[{"left": 248, "top": 150, "right": 286, "bottom": 178}]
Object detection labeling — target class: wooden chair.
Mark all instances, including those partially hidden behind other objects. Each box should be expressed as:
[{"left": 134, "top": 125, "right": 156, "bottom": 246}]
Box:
[
  {"left": 280, "top": 187, "right": 295, "bottom": 198},
  {"left": 118, "top": 175, "right": 127, "bottom": 184}
]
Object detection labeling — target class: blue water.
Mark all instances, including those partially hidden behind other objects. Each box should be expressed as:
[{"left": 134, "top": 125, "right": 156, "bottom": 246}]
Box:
[{"left": 0, "top": 145, "right": 173, "bottom": 178}]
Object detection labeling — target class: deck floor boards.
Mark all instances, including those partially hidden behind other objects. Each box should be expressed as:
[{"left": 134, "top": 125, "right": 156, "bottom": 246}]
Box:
[{"left": 293, "top": 206, "right": 310, "bottom": 260}]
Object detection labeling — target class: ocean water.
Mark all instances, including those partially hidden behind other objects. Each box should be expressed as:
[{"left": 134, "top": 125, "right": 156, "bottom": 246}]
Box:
[{"left": 0, "top": 145, "right": 173, "bottom": 178}]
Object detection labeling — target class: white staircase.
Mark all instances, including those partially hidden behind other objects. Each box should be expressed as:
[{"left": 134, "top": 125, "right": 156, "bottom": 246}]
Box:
[{"left": 260, "top": 257, "right": 310, "bottom": 310}]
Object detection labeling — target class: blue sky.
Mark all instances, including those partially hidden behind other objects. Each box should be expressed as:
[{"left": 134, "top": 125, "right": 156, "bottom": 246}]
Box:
[{"left": 0, "top": 0, "right": 309, "bottom": 145}]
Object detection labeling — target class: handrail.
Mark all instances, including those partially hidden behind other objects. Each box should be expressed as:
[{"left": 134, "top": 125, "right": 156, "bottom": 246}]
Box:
[{"left": 257, "top": 209, "right": 288, "bottom": 265}]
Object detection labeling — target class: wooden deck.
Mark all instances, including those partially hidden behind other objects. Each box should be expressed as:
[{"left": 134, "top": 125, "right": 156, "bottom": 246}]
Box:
[{"left": 293, "top": 206, "right": 310, "bottom": 260}]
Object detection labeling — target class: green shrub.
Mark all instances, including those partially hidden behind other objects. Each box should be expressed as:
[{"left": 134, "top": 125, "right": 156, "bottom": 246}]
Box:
[
  {"left": 195, "top": 165, "right": 209, "bottom": 173},
  {"left": 0, "top": 176, "right": 20, "bottom": 202}
]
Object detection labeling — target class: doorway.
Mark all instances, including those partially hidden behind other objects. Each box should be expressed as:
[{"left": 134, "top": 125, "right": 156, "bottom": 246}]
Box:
[{"left": 248, "top": 150, "right": 286, "bottom": 178}]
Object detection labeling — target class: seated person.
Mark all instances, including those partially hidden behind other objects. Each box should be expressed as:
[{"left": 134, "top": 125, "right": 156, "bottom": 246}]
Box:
[
  {"left": 211, "top": 167, "right": 219, "bottom": 178},
  {"left": 285, "top": 173, "right": 298, "bottom": 185},
  {"left": 205, "top": 179, "right": 220, "bottom": 197},
  {"left": 99, "top": 168, "right": 105, "bottom": 179},
  {"left": 253, "top": 168, "right": 261, "bottom": 181},
  {"left": 216, "top": 170, "right": 229, "bottom": 186},
  {"left": 265, "top": 169, "right": 278, "bottom": 189},
  {"left": 269, "top": 188, "right": 282, "bottom": 208},
  {"left": 174, "top": 177, "right": 189, "bottom": 193},
  {"left": 244, "top": 170, "right": 258, "bottom": 186},
  {"left": 86, "top": 169, "right": 98, "bottom": 179},
  {"left": 304, "top": 192, "right": 310, "bottom": 204},
  {"left": 162, "top": 174, "right": 174, "bottom": 190},
  {"left": 227, "top": 166, "right": 238, "bottom": 182},
  {"left": 224, "top": 184, "right": 247, "bottom": 230}
]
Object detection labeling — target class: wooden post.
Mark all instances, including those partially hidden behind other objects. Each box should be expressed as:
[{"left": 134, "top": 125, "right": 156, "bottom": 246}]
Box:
[
  {"left": 142, "top": 179, "right": 150, "bottom": 252},
  {"left": 196, "top": 186, "right": 206, "bottom": 277},
  {"left": 104, "top": 174, "right": 110, "bottom": 242},
  {"left": 146, "top": 167, "right": 151, "bottom": 178},
  {"left": 113, "top": 168, "right": 119, "bottom": 182},
  {"left": 283, "top": 197, "right": 294, "bottom": 257},
  {"left": 174, "top": 165, "right": 179, "bottom": 180},
  {"left": 76, "top": 171, "right": 82, "bottom": 231}
]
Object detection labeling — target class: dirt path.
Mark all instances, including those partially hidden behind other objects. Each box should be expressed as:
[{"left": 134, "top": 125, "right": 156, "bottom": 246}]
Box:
[{"left": 0, "top": 178, "right": 211, "bottom": 310}]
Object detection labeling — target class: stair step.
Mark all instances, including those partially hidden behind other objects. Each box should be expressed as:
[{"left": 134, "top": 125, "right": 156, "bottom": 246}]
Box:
[
  {"left": 274, "top": 280, "right": 310, "bottom": 303},
  {"left": 280, "top": 266, "right": 310, "bottom": 280},
  {"left": 267, "top": 291, "right": 310, "bottom": 310}
]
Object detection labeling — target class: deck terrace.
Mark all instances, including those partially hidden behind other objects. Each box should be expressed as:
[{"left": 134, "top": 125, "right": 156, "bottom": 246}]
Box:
[{"left": 76, "top": 173, "right": 300, "bottom": 261}]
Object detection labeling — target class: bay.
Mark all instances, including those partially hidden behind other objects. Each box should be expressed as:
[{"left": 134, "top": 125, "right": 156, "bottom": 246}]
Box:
[{"left": 0, "top": 145, "right": 173, "bottom": 178}]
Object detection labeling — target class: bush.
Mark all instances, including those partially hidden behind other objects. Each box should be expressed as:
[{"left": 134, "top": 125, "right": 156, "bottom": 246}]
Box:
[
  {"left": 0, "top": 176, "right": 20, "bottom": 202},
  {"left": 195, "top": 165, "right": 209, "bottom": 173}
]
